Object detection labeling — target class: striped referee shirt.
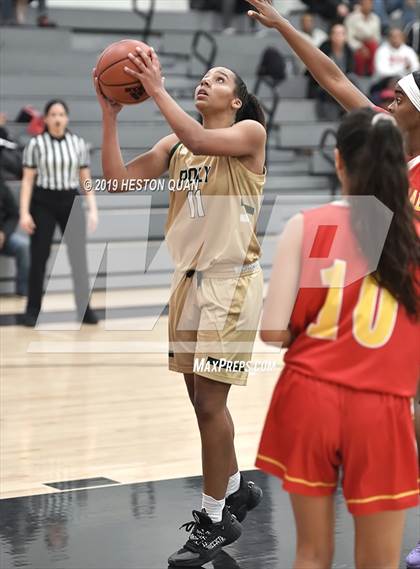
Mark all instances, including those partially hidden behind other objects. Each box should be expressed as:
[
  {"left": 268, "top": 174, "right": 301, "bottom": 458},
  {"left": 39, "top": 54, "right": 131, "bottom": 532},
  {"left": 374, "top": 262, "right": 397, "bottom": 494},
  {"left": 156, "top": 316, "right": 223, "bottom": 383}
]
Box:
[{"left": 23, "top": 131, "right": 90, "bottom": 191}]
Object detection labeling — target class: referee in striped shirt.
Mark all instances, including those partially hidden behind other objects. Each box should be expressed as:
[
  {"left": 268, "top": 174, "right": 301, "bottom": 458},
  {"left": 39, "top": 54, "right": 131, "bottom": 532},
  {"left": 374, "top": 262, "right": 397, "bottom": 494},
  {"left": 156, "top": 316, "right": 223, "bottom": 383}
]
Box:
[{"left": 19, "top": 99, "right": 98, "bottom": 327}]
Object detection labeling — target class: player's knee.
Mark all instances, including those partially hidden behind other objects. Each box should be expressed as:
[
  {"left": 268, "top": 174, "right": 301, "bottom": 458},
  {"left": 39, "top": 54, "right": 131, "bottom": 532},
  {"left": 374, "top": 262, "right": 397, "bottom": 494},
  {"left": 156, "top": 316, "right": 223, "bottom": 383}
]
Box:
[
  {"left": 193, "top": 396, "right": 223, "bottom": 424},
  {"left": 295, "top": 543, "right": 334, "bottom": 569}
]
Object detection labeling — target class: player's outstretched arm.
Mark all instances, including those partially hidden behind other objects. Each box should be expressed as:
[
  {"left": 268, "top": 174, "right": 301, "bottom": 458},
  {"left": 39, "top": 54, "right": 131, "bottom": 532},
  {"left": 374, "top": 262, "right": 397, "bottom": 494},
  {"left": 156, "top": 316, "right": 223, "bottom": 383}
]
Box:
[
  {"left": 247, "top": 0, "right": 371, "bottom": 112},
  {"left": 125, "top": 47, "right": 266, "bottom": 157},
  {"left": 93, "top": 70, "right": 175, "bottom": 191}
]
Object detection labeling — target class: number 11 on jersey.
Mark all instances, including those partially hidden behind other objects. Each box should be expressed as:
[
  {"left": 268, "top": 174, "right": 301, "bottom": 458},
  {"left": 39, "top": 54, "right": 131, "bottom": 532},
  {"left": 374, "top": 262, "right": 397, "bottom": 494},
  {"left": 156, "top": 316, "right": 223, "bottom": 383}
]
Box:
[{"left": 187, "top": 190, "right": 205, "bottom": 218}]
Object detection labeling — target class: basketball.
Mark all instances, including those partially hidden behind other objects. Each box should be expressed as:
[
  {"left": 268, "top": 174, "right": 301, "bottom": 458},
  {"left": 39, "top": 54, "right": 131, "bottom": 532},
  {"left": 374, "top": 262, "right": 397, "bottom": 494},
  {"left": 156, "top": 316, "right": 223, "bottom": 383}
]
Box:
[{"left": 95, "top": 39, "right": 152, "bottom": 105}]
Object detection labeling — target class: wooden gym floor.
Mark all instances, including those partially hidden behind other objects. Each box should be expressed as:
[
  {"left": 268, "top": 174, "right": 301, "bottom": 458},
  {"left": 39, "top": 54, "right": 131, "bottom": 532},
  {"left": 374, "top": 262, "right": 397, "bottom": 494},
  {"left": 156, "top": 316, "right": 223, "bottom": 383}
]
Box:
[{"left": 0, "top": 291, "right": 418, "bottom": 568}]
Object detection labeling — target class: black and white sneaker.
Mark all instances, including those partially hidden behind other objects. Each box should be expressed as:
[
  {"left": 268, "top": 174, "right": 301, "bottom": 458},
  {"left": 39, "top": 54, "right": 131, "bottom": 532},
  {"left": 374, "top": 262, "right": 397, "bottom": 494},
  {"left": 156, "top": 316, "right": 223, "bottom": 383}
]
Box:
[
  {"left": 168, "top": 507, "right": 242, "bottom": 567},
  {"left": 225, "top": 475, "right": 263, "bottom": 523}
]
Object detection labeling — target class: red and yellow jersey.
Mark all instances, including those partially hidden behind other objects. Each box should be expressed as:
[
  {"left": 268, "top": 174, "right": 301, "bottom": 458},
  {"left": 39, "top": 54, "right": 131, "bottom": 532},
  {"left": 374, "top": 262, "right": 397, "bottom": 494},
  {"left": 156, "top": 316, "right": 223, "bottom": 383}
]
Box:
[
  {"left": 408, "top": 156, "right": 420, "bottom": 212},
  {"left": 284, "top": 203, "right": 420, "bottom": 397}
]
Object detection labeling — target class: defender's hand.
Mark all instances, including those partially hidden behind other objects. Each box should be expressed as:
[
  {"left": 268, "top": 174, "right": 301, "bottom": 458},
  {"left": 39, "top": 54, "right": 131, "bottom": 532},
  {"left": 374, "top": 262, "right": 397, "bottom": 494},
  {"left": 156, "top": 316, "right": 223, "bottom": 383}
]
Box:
[{"left": 246, "top": 0, "right": 286, "bottom": 29}]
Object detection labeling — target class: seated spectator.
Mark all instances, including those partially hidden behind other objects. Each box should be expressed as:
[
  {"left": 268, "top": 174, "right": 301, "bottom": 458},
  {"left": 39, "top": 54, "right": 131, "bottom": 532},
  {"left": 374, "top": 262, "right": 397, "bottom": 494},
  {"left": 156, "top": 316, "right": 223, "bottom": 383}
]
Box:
[
  {"left": 298, "top": 12, "right": 328, "bottom": 73},
  {"left": 0, "top": 183, "right": 29, "bottom": 297},
  {"left": 373, "top": 0, "right": 417, "bottom": 31},
  {"left": 0, "top": 115, "right": 29, "bottom": 296},
  {"left": 309, "top": 23, "right": 357, "bottom": 119},
  {"left": 374, "top": 27, "right": 419, "bottom": 78},
  {"left": 301, "top": 0, "right": 353, "bottom": 23},
  {"left": 345, "top": 0, "right": 382, "bottom": 75},
  {"left": 14, "top": 0, "right": 55, "bottom": 27},
  {"left": 300, "top": 12, "right": 328, "bottom": 48}
]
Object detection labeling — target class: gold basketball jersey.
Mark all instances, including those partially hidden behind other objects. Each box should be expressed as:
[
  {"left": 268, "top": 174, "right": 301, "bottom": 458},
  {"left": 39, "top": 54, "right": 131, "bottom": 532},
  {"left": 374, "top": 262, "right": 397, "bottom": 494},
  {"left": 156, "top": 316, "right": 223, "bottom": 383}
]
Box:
[{"left": 166, "top": 143, "right": 266, "bottom": 272}]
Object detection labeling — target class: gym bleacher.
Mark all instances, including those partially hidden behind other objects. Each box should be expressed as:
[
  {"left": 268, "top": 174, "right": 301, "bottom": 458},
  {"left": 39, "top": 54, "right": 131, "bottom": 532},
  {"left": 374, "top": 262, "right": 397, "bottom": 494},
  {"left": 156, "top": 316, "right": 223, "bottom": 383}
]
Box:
[{"left": 0, "top": 0, "right": 340, "bottom": 299}]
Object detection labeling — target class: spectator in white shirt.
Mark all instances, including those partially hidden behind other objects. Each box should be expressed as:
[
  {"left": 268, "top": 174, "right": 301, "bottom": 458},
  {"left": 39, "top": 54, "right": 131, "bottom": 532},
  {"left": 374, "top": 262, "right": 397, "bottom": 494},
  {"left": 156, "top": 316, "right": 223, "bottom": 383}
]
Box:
[
  {"left": 375, "top": 27, "right": 420, "bottom": 78},
  {"left": 345, "top": 0, "right": 382, "bottom": 75},
  {"left": 300, "top": 12, "right": 328, "bottom": 47}
]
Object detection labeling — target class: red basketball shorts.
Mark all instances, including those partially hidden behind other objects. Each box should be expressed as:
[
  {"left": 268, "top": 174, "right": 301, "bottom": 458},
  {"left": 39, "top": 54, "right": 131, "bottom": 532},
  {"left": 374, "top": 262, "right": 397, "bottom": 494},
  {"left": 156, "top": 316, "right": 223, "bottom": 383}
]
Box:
[{"left": 256, "top": 367, "right": 419, "bottom": 516}]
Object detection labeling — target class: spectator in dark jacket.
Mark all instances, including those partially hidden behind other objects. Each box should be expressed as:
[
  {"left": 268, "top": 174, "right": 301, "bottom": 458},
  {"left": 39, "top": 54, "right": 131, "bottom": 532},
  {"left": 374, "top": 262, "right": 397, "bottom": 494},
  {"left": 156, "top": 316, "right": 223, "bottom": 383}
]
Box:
[
  {"left": 1, "top": 0, "right": 55, "bottom": 26},
  {"left": 0, "top": 177, "right": 29, "bottom": 296},
  {"left": 0, "top": 184, "right": 29, "bottom": 296},
  {"left": 0, "top": 115, "right": 29, "bottom": 296},
  {"left": 308, "top": 23, "right": 356, "bottom": 119}
]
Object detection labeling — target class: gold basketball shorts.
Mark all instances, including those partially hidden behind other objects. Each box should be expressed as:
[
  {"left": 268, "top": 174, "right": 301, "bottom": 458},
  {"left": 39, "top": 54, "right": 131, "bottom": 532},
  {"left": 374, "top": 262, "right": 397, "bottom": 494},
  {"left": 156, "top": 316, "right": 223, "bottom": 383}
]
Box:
[{"left": 168, "top": 262, "right": 264, "bottom": 386}]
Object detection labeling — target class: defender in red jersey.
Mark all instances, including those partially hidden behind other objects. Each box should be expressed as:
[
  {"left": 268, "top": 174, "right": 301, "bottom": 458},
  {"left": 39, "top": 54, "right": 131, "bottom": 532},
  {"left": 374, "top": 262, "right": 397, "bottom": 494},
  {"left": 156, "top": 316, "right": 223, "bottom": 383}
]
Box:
[
  {"left": 246, "top": 2, "right": 420, "bottom": 208},
  {"left": 282, "top": 203, "right": 420, "bottom": 396},
  {"left": 257, "top": 109, "right": 420, "bottom": 569},
  {"left": 245, "top": 4, "right": 420, "bottom": 565}
]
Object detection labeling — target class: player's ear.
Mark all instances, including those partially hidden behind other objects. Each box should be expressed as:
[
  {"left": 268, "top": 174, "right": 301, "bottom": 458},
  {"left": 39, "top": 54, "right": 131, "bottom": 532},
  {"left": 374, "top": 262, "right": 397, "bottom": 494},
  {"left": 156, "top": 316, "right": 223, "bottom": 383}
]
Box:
[{"left": 232, "top": 97, "right": 243, "bottom": 112}]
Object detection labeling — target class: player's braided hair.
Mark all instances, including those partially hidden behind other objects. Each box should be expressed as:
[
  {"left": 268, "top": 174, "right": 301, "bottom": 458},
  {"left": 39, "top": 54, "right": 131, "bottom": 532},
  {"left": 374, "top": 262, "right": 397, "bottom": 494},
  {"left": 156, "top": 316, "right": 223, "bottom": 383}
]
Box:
[
  {"left": 336, "top": 108, "right": 420, "bottom": 318},
  {"left": 234, "top": 73, "right": 266, "bottom": 129}
]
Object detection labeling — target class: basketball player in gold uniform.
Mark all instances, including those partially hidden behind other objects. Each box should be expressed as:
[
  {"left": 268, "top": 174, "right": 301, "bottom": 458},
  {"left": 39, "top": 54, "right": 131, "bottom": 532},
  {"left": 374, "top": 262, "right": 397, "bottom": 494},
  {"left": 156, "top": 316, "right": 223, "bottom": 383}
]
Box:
[{"left": 94, "top": 46, "right": 266, "bottom": 566}]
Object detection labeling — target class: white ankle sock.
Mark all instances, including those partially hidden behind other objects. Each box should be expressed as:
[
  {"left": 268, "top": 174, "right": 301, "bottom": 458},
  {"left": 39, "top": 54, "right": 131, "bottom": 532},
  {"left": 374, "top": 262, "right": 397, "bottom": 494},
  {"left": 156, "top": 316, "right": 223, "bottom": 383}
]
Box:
[
  {"left": 225, "top": 471, "right": 241, "bottom": 498},
  {"left": 202, "top": 494, "right": 225, "bottom": 523}
]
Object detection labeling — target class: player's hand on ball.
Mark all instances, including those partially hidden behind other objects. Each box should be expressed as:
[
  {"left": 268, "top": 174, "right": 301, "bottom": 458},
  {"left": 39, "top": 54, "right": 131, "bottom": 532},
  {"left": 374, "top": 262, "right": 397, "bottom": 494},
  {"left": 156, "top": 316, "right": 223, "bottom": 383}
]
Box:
[
  {"left": 125, "top": 47, "right": 164, "bottom": 98},
  {"left": 246, "top": 0, "right": 286, "bottom": 28},
  {"left": 92, "top": 68, "right": 123, "bottom": 117}
]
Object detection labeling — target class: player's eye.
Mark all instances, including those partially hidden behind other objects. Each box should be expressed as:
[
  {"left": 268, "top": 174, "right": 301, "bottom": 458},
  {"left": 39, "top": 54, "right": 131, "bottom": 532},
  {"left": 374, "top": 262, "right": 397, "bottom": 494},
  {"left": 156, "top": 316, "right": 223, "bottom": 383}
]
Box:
[{"left": 216, "top": 77, "right": 224, "bottom": 83}]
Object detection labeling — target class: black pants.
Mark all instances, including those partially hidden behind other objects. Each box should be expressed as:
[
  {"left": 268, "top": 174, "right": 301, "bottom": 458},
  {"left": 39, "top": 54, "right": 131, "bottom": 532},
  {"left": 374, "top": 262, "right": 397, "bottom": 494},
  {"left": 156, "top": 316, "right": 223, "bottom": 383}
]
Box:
[{"left": 26, "top": 187, "right": 91, "bottom": 317}]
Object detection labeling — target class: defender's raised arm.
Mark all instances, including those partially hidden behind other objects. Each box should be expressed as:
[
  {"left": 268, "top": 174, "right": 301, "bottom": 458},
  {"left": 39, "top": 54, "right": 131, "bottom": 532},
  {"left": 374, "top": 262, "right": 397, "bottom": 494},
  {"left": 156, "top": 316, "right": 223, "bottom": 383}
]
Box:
[{"left": 246, "top": 0, "right": 371, "bottom": 111}]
